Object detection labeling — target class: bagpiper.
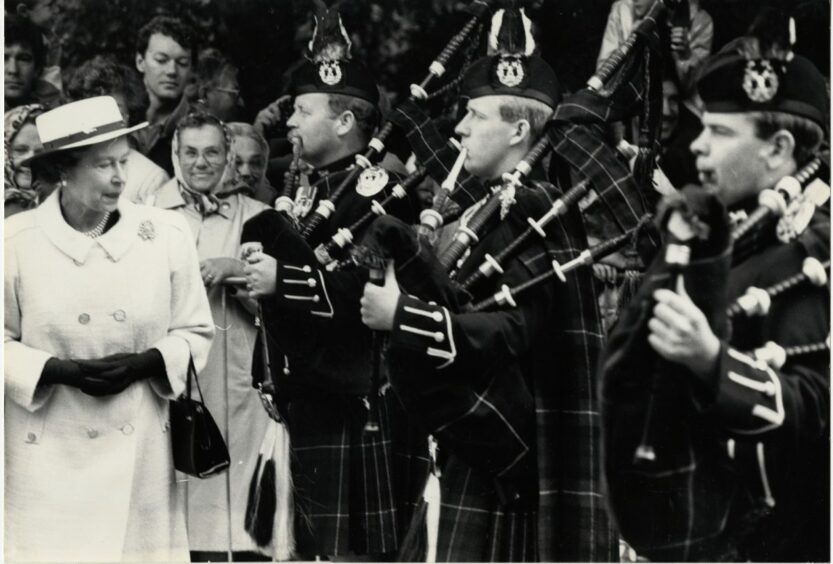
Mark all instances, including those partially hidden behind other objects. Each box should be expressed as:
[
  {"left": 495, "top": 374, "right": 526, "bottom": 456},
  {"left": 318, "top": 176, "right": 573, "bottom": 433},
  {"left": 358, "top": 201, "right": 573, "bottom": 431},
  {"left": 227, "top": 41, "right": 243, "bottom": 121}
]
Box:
[
  {"left": 359, "top": 6, "right": 619, "bottom": 561},
  {"left": 600, "top": 29, "right": 830, "bottom": 561}
]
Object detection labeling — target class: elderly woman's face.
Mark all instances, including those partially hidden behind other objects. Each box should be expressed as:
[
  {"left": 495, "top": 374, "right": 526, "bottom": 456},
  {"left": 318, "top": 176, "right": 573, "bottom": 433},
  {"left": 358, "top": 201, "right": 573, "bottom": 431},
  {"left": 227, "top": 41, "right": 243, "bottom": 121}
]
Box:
[
  {"left": 63, "top": 137, "right": 131, "bottom": 213},
  {"left": 10, "top": 122, "right": 41, "bottom": 189},
  {"left": 178, "top": 124, "right": 227, "bottom": 193},
  {"left": 232, "top": 136, "right": 266, "bottom": 186}
]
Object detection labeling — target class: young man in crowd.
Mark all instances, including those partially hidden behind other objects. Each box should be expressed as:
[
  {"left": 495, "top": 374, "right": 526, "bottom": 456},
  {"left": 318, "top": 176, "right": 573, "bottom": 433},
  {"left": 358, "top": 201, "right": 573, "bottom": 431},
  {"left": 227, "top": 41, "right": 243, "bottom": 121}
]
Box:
[
  {"left": 602, "top": 44, "right": 829, "bottom": 561},
  {"left": 241, "top": 11, "right": 422, "bottom": 561},
  {"left": 4, "top": 15, "right": 59, "bottom": 111},
  {"left": 134, "top": 15, "right": 196, "bottom": 176},
  {"left": 7, "top": 0, "right": 63, "bottom": 106},
  {"left": 358, "top": 9, "right": 617, "bottom": 560}
]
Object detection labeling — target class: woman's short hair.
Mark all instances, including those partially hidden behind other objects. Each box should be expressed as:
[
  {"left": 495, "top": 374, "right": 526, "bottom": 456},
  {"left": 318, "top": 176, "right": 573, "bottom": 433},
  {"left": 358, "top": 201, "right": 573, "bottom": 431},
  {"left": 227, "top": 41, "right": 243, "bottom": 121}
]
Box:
[
  {"left": 227, "top": 122, "right": 269, "bottom": 159},
  {"left": 5, "top": 14, "right": 45, "bottom": 70},
  {"left": 749, "top": 112, "right": 826, "bottom": 166},
  {"left": 66, "top": 55, "right": 149, "bottom": 126},
  {"left": 30, "top": 148, "right": 86, "bottom": 186},
  {"left": 175, "top": 111, "right": 231, "bottom": 152},
  {"left": 135, "top": 15, "right": 196, "bottom": 59}
]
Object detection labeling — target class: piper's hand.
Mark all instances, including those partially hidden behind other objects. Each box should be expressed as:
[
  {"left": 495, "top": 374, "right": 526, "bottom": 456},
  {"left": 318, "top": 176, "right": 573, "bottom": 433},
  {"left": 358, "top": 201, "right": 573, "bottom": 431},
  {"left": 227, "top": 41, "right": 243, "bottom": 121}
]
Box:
[
  {"left": 670, "top": 27, "right": 692, "bottom": 59},
  {"left": 360, "top": 262, "right": 400, "bottom": 331},
  {"left": 244, "top": 253, "right": 277, "bottom": 298},
  {"left": 201, "top": 257, "right": 244, "bottom": 287},
  {"left": 648, "top": 277, "right": 720, "bottom": 379}
]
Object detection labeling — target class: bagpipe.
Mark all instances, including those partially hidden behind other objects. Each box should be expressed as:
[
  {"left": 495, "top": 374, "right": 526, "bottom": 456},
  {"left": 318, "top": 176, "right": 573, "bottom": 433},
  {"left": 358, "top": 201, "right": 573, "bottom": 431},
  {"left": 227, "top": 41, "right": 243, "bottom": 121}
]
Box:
[
  {"left": 296, "top": 0, "right": 493, "bottom": 241},
  {"left": 363, "top": 0, "right": 672, "bottom": 315},
  {"left": 599, "top": 154, "right": 831, "bottom": 560}
]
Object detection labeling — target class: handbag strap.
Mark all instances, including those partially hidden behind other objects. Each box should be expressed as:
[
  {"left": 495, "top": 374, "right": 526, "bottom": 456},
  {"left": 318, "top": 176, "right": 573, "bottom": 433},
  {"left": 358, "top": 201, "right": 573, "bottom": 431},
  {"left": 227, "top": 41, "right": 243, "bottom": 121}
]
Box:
[{"left": 186, "top": 356, "right": 207, "bottom": 404}]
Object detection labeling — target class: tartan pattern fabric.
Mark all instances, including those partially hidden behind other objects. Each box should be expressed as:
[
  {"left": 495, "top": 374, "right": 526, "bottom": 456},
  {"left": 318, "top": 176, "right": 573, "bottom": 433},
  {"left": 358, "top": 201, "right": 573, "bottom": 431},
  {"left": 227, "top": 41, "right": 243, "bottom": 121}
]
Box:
[
  {"left": 289, "top": 391, "right": 409, "bottom": 557},
  {"left": 546, "top": 10, "right": 664, "bottom": 242},
  {"left": 374, "top": 181, "right": 618, "bottom": 561},
  {"left": 242, "top": 156, "right": 424, "bottom": 558},
  {"left": 389, "top": 99, "right": 492, "bottom": 210}
]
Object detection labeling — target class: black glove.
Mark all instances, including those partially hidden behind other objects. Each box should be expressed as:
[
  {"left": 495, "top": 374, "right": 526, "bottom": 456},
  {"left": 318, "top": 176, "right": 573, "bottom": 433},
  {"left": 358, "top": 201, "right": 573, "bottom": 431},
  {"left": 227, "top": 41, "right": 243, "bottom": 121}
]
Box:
[{"left": 41, "top": 350, "right": 165, "bottom": 397}]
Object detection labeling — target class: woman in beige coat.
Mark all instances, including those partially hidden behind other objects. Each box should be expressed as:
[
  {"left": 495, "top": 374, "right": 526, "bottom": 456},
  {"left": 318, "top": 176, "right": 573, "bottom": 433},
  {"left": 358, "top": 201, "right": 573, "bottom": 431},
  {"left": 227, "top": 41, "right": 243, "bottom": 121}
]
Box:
[
  {"left": 150, "top": 111, "right": 272, "bottom": 561},
  {"left": 4, "top": 96, "right": 214, "bottom": 562}
]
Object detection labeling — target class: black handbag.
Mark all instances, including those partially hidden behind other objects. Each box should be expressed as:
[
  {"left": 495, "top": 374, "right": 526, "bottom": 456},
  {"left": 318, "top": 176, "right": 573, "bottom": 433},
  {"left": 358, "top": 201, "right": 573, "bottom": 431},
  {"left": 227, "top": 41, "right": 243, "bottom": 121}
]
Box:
[{"left": 169, "top": 357, "right": 230, "bottom": 478}]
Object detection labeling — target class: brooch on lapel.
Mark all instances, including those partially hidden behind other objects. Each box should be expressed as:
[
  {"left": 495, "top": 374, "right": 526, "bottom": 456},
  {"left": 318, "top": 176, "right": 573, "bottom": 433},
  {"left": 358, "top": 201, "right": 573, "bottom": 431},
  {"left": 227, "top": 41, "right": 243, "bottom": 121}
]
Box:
[{"left": 138, "top": 220, "right": 156, "bottom": 241}]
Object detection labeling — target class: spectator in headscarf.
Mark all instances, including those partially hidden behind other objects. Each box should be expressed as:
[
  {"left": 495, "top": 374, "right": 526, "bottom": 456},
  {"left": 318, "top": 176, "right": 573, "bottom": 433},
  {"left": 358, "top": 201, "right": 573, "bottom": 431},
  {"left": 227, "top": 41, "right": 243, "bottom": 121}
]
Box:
[
  {"left": 148, "top": 111, "right": 273, "bottom": 562},
  {"left": 4, "top": 103, "right": 44, "bottom": 216},
  {"left": 66, "top": 55, "right": 170, "bottom": 204}
]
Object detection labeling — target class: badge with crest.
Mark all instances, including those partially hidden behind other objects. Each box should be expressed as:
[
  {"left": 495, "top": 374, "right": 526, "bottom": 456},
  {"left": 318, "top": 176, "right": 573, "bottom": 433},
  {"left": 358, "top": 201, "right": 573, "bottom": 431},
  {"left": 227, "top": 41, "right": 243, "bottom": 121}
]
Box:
[
  {"left": 318, "top": 60, "right": 343, "bottom": 86},
  {"left": 356, "top": 167, "right": 389, "bottom": 197},
  {"left": 495, "top": 56, "right": 526, "bottom": 87},
  {"left": 742, "top": 59, "right": 781, "bottom": 103}
]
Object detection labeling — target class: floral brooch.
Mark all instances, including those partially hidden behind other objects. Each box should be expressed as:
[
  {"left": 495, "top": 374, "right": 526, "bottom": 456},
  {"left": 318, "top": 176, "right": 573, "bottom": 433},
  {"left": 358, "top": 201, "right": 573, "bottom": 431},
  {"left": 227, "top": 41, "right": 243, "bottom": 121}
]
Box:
[{"left": 138, "top": 220, "right": 156, "bottom": 241}]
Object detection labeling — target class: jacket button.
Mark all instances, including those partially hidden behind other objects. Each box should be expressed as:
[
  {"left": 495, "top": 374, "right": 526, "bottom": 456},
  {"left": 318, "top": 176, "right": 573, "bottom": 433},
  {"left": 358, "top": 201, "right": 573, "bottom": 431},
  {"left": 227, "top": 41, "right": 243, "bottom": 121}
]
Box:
[
  {"left": 78, "top": 313, "right": 90, "bottom": 324},
  {"left": 25, "top": 432, "right": 37, "bottom": 443},
  {"left": 312, "top": 295, "right": 320, "bottom": 303},
  {"left": 113, "top": 310, "right": 127, "bottom": 322},
  {"left": 121, "top": 423, "right": 134, "bottom": 435},
  {"left": 432, "top": 311, "right": 443, "bottom": 322},
  {"left": 307, "top": 278, "right": 317, "bottom": 288},
  {"left": 87, "top": 429, "right": 99, "bottom": 439},
  {"left": 433, "top": 332, "right": 445, "bottom": 343}
]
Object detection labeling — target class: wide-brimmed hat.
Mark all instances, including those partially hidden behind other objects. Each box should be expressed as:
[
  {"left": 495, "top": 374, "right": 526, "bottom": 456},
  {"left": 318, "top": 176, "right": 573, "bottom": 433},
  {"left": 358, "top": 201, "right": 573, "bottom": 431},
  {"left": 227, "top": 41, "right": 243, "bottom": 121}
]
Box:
[{"left": 21, "top": 96, "right": 147, "bottom": 166}]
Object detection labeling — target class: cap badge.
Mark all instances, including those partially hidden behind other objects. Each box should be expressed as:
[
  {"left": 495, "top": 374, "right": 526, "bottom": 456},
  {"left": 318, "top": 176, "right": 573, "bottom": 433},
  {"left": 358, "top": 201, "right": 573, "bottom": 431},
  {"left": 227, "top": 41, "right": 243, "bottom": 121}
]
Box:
[
  {"left": 319, "top": 60, "right": 343, "bottom": 86},
  {"left": 742, "top": 60, "right": 779, "bottom": 103},
  {"left": 495, "top": 56, "right": 524, "bottom": 88},
  {"left": 356, "top": 166, "right": 389, "bottom": 197}
]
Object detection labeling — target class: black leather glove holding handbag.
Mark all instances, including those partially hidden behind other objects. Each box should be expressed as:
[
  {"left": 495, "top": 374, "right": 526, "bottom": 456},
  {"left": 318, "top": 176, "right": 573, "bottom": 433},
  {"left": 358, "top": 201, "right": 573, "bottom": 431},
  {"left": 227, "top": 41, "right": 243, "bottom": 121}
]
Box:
[{"left": 169, "top": 357, "right": 230, "bottom": 478}]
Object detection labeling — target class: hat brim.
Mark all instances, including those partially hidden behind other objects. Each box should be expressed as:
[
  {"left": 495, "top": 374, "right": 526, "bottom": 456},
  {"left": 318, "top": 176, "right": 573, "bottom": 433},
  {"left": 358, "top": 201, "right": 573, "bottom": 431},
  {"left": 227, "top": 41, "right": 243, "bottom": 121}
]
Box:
[{"left": 21, "top": 121, "right": 149, "bottom": 167}]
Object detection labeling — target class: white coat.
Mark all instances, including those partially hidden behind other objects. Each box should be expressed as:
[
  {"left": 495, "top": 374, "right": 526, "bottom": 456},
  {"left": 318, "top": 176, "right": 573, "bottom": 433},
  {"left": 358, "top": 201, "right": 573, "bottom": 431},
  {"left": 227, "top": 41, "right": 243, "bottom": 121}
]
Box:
[{"left": 4, "top": 190, "right": 214, "bottom": 562}]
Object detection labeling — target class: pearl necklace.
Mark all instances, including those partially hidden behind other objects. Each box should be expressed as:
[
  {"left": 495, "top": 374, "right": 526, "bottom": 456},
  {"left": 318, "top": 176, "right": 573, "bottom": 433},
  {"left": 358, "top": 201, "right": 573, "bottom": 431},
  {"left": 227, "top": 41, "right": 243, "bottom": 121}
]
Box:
[{"left": 83, "top": 211, "right": 112, "bottom": 239}]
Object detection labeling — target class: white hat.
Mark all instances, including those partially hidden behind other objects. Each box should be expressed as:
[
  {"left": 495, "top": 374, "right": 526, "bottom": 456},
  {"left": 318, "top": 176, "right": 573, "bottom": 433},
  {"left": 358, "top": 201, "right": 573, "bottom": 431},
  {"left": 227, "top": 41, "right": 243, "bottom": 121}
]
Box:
[{"left": 22, "top": 96, "right": 147, "bottom": 165}]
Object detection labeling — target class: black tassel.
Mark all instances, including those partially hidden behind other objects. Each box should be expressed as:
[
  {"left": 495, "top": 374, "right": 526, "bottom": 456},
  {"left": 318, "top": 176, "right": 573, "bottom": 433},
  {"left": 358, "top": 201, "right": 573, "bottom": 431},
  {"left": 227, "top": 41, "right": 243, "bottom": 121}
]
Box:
[
  {"left": 250, "top": 459, "right": 278, "bottom": 547},
  {"left": 244, "top": 454, "right": 264, "bottom": 534}
]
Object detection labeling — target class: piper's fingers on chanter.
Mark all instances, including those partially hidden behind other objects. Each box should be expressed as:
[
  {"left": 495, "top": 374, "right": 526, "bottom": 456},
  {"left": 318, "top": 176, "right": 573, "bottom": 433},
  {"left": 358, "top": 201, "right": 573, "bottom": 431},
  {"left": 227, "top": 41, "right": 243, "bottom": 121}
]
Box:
[{"left": 652, "top": 300, "right": 695, "bottom": 334}]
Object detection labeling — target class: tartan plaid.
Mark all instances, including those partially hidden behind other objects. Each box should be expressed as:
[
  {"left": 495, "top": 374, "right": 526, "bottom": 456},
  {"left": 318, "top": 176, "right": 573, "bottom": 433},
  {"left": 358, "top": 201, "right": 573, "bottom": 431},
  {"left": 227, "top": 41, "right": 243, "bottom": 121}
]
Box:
[
  {"left": 378, "top": 181, "right": 618, "bottom": 561},
  {"left": 290, "top": 391, "right": 427, "bottom": 558},
  {"left": 545, "top": 10, "right": 664, "bottom": 242},
  {"left": 241, "top": 157, "right": 424, "bottom": 558},
  {"left": 389, "top": 99, "right": 492, "bottom": 210}
]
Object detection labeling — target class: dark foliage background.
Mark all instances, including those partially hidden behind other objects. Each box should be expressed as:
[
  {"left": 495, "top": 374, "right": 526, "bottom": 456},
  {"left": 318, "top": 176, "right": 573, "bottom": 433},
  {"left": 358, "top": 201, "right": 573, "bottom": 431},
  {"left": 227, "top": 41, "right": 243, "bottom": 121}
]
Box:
[{"left": 49, "top": 0, "right": 829, "bottom": 120}]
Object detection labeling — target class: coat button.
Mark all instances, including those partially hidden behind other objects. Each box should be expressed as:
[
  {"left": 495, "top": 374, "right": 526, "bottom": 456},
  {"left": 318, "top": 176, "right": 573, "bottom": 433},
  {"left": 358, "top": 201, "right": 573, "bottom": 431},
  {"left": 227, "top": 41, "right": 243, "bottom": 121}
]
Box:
[
  {"left": 113, "top": 310, "right": 127, "bottom": 322},
  {"left": 307, "top": 278, "right": 317, "bottom": 288},
  {"left": 78, "top": 313, "right": 91, "bottom": 324},
  {"left": 121, "top": 423, "right": 134, "bottom": 435},
  {"left": 87, "top": 429, "right": 99, "bottom": 439},
  {"left": 25, "top": 432, "right": 37, "bottom": 443}
]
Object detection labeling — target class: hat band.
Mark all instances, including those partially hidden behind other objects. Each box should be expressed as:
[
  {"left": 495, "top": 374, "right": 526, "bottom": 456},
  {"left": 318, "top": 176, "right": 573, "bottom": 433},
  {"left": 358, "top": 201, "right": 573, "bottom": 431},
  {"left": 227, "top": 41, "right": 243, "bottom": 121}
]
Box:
[{"left": 42, "top": 119, "right": 126, "bottom": 151}]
